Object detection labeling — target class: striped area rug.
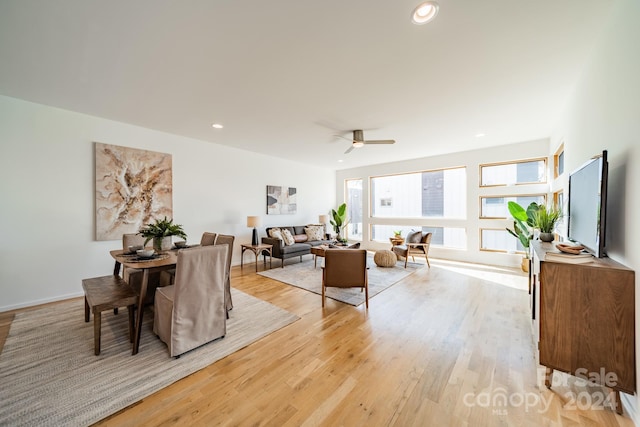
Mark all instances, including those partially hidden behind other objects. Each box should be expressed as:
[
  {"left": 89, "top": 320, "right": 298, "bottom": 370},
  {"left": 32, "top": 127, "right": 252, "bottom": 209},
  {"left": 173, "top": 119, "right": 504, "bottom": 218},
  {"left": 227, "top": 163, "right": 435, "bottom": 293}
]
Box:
[{"left": 0, "top": 289, "right": 299, "bottom": 426}]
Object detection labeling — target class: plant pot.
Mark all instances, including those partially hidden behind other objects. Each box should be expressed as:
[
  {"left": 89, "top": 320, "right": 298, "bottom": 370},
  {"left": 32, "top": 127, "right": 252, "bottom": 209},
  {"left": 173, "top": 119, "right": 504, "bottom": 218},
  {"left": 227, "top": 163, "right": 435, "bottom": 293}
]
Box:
[
  {"left": 539, "top": 233, "right": 555, "bottom": 243},
  {"left": 153, "top": 236, "right": 172, "bottom": 252}
]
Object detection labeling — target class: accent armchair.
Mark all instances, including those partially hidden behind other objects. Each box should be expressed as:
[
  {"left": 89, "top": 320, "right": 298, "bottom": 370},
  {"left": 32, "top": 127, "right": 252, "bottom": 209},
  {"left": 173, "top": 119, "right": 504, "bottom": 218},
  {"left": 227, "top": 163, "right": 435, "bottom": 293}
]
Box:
[
  {"left": 322, "top": 249, "right": 369, "bottom": 308},
  {"left": 392, "top": 231, "right": 432, "bottom": 268}
]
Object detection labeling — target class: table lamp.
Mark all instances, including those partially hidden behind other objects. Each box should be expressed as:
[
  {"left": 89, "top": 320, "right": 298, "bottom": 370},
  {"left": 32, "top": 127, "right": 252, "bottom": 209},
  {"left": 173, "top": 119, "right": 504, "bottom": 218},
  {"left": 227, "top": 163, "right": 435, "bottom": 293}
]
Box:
[
  {"left": 247, "top": 216, "right": 261, "bottom": 246},
  {"left": 319, "top": 214, "right": 329, "bottom": 236}
]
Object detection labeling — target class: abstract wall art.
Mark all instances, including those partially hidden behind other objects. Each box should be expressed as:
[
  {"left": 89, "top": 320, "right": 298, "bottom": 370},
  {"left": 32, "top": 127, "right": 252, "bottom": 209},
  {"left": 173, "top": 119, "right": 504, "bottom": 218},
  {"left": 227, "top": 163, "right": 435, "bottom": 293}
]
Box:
[
  {"left": 266, "top": 185, "right": 297, "bottom": 215},
  {"left": 95, "top": 142, "right": 173, "bottom": 241}
]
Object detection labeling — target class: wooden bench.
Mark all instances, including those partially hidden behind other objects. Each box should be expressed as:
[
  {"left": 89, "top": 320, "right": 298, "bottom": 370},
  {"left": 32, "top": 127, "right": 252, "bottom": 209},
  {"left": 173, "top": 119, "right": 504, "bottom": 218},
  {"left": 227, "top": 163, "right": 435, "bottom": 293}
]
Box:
[{"left": 82, "top": 275, "right": 138, "bottom": 355}]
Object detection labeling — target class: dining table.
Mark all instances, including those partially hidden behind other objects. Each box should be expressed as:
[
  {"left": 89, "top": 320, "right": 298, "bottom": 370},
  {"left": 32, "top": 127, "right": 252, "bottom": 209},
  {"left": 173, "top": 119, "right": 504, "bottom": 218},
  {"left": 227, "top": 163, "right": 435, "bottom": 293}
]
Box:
[{"left": 110, "top": 249, "right": 178, "bottom": 355}]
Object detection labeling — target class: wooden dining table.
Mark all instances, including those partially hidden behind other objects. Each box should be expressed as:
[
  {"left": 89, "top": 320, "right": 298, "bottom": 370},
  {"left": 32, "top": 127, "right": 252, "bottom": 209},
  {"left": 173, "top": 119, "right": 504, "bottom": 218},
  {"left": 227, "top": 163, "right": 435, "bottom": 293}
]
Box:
[{"left": 110, "top": 249, "right": 178, "bottom": 355}]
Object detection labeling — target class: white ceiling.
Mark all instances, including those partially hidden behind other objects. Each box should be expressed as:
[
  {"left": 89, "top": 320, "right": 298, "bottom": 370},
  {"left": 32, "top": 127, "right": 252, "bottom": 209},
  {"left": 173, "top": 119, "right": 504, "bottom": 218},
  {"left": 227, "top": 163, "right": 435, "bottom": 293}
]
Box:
[{"left": 0, "top": 0, "right": 613, "bottom": 170}]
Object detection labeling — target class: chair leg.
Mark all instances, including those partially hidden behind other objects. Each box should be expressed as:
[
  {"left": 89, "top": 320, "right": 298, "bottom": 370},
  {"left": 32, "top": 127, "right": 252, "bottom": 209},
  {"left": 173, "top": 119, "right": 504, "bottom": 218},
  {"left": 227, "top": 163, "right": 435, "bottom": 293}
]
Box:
[
  {"left": 426, "top": 256, "right": 430, "bottom": 268},
  {"left": 364, "top": 285, "right": 369, "bottom": 308},
  {"left": 404, "top": 256, "right": 408, "bottom": 268},
  {"left": 93, "top": 310, "right": 101, "bottom": 356},
  {"left": 322, "top": 284, "right": 326, "bottom": 307}
]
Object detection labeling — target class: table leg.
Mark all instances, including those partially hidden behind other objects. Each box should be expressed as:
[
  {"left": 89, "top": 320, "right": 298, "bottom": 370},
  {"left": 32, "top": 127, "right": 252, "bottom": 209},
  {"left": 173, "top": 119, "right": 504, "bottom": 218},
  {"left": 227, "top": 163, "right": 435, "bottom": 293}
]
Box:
[
  {"left": 132, "top": 269, "right": 149, "bottom": 355},
  {"left": 254, "top": 249, "right": 259, "bottom": 273},
  {"left": 241, "top": 248, "right": 245, "bottom": 270}
]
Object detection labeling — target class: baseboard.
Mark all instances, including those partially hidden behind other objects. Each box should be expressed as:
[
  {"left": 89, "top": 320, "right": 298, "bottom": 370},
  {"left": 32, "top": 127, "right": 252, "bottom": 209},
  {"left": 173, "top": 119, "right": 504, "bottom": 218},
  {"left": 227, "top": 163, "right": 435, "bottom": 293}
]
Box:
[
  {"left": 0, "top": 292, "right": 84, "bottom": 313},
  {"left": 620, "top": 392, "right": 638, "bottom": 423}
]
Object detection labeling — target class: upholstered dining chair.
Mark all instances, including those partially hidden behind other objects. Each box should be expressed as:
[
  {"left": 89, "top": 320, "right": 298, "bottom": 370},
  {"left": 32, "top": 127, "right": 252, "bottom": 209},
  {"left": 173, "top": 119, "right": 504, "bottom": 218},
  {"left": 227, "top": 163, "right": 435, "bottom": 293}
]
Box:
[
  {"left": 214, "top": 234, "right": 235, "bottom": 315},
  {"left": 153, "top": 245, "right": 228, "bottom": 357},
  {"left": 121, "top": 234, "right": 161, "bottom": 305},
  {"left": 159, "top": 231, "right": 218, "bottom": 287},
  {"left": 200, "top": 232, "right": 217, "bottom": 246},
  {"left": 392, "top": 231, "right": 432, "bottom": 268},
  {"left": 322, "top": 249, "right": 369, "bottom": 308}
]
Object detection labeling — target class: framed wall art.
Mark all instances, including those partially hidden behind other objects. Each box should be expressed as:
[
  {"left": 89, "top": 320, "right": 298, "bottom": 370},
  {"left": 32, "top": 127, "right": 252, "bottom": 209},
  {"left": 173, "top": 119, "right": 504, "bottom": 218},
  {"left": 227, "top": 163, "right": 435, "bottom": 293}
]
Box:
[
  {"left": 95, "top": 142, "right": 173, "bottom": 240},
  {"left": 266, "top": 185, "right": 297, "bottom": 215}
]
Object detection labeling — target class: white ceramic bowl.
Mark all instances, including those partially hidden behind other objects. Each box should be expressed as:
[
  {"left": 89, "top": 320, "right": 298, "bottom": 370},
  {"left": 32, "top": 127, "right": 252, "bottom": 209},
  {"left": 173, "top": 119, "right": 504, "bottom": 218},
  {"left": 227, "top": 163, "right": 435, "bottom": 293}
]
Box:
[
  {"left": 128, "top": 245, "right": 143, "bottom": 253},
  {"left": 136, "top": 249, "right": 155, "bottom": 258}
]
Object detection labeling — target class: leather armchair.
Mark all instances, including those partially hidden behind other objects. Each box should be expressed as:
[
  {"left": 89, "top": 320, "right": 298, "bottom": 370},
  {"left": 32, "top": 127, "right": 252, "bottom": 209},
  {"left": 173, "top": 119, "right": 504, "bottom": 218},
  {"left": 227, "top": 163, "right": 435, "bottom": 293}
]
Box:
[
  {"left": 392, "top": 231, "right": 432, "bottom": 268},
  {"left": 322, "top": 249, "right": 369, "bottom": 308}
]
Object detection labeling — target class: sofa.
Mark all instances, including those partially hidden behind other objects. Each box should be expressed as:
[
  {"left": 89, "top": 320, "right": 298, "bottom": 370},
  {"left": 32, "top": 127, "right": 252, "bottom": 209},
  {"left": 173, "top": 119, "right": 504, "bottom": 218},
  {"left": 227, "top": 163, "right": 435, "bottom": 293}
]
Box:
[{"left": 262, "top": 225, "right": 332, "bottom": 267}]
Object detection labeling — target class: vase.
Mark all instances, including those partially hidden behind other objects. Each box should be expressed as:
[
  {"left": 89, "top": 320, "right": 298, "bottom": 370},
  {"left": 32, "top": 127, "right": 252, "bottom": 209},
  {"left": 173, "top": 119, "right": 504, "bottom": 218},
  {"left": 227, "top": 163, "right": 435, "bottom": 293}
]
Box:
[
  {"left": 539, "top": 232, "right": 554, "bottom": 242},
  {"left": 153, "top": 236, "right": 172, "bottom": 252}
]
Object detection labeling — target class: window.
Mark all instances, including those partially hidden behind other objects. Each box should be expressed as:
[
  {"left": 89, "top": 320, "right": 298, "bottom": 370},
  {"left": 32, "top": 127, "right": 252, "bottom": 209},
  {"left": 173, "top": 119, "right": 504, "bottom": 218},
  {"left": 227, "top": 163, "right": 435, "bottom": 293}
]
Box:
[
  {"left": 554, "top": 143, "right": 565, "bottom": 178},
  {"left": 480, "top": 158, "right": 546, "bottom": 186},
  {"left": 480, "top": 228, "right": 525, "bottom": 253},
  {"left": 345, "top": 179, "right": 363, "bottom": 241},
  {"left": 371, "top": 225, "right": 466, "bottom": 249},
  {"left": 480, "top": 194, "right": 547, "bottom": 218},
  {"left": 371, "top": 167, "right": 466, "bottom": 218}
]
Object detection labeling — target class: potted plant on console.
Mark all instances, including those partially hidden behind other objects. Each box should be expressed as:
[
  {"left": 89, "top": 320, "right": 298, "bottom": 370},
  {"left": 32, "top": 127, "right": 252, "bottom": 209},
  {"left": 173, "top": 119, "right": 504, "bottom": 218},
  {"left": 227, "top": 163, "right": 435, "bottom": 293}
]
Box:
[
  {"left": 506, "top": 201, "right": 538, "bottom": 272},
  {"left": 330, "top": 203, "right": 349, "bottom": 244},
  {"left": 533, "top": 204, "right": 563, "bottom": 243},
  {"left": 138, "top": 217, "right": 187, "bottom": 252}
]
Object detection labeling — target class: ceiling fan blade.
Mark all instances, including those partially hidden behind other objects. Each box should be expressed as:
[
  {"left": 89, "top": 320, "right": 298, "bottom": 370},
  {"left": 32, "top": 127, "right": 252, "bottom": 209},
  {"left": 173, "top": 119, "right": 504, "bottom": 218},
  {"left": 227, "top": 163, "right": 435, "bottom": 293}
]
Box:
[
  {"left": 363, "top": 139, "right": 396, "bottom": 145},
  {"left": 344, "top": 145, "right": 355, "bottom": 154}
]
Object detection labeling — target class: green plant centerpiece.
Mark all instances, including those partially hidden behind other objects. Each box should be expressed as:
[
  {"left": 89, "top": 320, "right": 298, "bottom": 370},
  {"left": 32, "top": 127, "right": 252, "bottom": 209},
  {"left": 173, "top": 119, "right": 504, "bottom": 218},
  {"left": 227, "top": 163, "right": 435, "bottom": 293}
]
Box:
[
  {"left": 393, "top": 230, "right": 403, "bottom": 237},
  {"left": 533, "top": 204, "right": 563, "bottom": 242},
  {"left": 138, "top": 217, "right": 187, "bottom": 252},
  {"left": 329, "top": 203, "right": 349, "bottom": 243}
]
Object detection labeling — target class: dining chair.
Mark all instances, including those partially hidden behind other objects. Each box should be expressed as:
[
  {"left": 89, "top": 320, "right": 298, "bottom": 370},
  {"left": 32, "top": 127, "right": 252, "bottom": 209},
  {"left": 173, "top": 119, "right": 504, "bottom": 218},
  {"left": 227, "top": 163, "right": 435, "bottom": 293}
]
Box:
[
  {"left": 153, "top": 245, "right": 228, "bottom": 357},
  {"left": 122, "top": 233, "right": 161, "bottom": 304},
  {"left": 214, "top": 234, "right": 235, "bottom": 315},
  {"left": 322, "top": 249, "right": 369, "bottom": 308},
  {"left": 201, "top": 232, "right": 217, "bottom": 246}
]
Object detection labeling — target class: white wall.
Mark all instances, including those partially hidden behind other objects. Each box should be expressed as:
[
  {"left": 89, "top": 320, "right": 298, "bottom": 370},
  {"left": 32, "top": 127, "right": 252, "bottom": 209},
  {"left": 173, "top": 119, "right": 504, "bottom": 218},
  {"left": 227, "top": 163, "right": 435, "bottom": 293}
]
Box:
[
  {"left": 336, "top": 139, "right": 550, "bottom": 267},
  {"left": 549, "top": 0, "right": 640, "bottom": 416},
  {"left": 0, "top": 96, "right": 335, "bottom": 311}
]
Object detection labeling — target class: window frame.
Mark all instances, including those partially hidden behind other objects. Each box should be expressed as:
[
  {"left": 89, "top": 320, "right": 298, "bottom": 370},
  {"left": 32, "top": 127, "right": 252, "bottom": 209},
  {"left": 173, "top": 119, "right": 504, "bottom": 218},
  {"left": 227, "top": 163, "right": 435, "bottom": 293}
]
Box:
[
  {"left": 478, "top": 193, "right": 547, "bottom": 219},
  {"left": 479, "top": 227, "right": 527, "bottom": 254},
  {"left": 479, "top": 157, "right": 548, "bottom": 187},
  {"left": 554, "top": 143, "right": 565, "bottom": 179},
  {"left": 369, "top": 165, "right": 466, "bottom": 219}
]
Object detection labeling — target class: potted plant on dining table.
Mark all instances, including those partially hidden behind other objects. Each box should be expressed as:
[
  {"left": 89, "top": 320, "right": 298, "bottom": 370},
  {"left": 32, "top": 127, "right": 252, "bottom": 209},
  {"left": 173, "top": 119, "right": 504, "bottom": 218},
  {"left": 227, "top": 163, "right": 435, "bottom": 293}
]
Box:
[{"left": 138, "top": 217, "right": 187, "bottom": 252}]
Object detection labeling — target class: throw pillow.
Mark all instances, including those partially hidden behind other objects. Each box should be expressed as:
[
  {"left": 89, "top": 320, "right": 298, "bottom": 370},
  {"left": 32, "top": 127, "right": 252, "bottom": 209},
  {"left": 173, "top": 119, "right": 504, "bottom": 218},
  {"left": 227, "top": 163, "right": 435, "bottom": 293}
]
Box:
[
  {"left": 281, "top": 229, "right": 295, "bottom": 246},
  {"left": 406, "top": 230, "right": 423, "bottom": 244},
  {"left": 269, "top": 228, "right": 284, "bottom": 241},
  {"left": 294, "top": 234, "right": 308, "bottom": 243},
  {"left": 304, "top": 226, "right": 324, "bottom": 241}
]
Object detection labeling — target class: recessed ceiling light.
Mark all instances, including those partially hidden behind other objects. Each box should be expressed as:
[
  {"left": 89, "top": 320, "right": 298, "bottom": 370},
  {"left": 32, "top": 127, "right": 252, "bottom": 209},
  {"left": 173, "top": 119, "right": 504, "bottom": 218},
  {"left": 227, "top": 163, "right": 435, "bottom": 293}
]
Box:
[
  {"left": 212, "top": 123, "right": 223, "bottom": 129},
  {"left": 338, "top": 159, "right": 344, "bottom": 163},
  {"left": 475, "top": 133, "right": 486, "bottom": 138},
  {"left": 412, "top": 1, "right": 439, "bottom": 25}
]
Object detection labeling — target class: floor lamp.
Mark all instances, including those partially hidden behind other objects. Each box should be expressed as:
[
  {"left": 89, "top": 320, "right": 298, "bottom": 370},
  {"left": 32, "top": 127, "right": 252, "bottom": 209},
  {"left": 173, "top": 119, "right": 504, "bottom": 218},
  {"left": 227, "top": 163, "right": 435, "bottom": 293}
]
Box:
[{"left": 247, "top": 216, "right": 261, "bottom": 246}]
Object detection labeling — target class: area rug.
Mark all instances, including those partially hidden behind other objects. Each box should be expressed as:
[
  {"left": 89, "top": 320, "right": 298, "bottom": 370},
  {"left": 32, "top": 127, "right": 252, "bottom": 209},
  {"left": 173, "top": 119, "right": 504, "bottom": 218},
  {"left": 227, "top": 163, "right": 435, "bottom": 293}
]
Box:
[
  {"left": 258, "top": 255, "right": 422, "bottom": 306},
  {"left": 0, "top": 289, "right": 299, "bottom": 427}
]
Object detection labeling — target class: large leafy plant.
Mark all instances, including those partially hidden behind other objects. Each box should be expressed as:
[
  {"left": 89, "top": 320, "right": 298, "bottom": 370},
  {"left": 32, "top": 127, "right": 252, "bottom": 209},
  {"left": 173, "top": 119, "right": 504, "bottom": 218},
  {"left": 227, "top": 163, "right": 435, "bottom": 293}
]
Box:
[
  {"left": 329, "top": 203, "right": 349, "bottom": 240},
  {"left": 138, "top": 216, "right": 187, "bottom": 246},
  {"left": 505, "top": 202, "right": 539, "bottom": 255}
]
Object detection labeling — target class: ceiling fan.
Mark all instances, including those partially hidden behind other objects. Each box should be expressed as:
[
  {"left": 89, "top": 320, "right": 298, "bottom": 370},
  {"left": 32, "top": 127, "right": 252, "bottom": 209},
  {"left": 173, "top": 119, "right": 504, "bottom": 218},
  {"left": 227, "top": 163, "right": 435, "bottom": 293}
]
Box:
[{"left": 336, "top": 130, "right": 396, "bottom": 154}]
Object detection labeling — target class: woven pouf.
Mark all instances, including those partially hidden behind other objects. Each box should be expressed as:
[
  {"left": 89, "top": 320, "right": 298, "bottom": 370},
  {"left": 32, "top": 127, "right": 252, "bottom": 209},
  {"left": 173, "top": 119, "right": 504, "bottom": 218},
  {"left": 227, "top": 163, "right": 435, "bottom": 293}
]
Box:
[{"left": 374, "top": 250, "right": 397, "bottom": 268}]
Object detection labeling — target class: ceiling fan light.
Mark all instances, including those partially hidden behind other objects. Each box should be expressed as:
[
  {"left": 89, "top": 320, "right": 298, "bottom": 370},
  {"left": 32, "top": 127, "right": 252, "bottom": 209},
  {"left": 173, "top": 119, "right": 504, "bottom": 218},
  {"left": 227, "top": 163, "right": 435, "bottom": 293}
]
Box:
[
  {"left": 412, "top": 1, "right": 439, "bottom": 24},
  {"left": 353, "top": 141, "right": 365, "bottom": 148}
]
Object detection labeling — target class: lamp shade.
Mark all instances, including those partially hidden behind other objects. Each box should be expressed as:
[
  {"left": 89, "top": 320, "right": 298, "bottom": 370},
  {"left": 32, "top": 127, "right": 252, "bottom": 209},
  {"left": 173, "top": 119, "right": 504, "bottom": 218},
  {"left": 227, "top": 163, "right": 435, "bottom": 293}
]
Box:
[
  {"left": 247, "top": 216, "right": 261, "bottom": 228},
  {"left": 318, "top": 214, "right": 329, "bottom": 224}
]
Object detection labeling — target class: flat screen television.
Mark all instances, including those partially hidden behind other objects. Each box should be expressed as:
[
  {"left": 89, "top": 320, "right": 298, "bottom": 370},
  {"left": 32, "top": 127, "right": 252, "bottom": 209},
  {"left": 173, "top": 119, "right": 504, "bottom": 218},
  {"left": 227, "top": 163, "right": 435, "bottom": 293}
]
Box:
[{"left": 567, "top": 150, "right": 608, "bottom": 258}]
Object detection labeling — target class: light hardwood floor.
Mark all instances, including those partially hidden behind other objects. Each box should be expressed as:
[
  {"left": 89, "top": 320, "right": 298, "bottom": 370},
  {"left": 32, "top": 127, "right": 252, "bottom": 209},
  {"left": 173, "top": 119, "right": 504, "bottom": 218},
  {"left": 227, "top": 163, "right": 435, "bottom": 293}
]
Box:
[{"left": 0, "top": 257, "right": 634, "bottom": 426}]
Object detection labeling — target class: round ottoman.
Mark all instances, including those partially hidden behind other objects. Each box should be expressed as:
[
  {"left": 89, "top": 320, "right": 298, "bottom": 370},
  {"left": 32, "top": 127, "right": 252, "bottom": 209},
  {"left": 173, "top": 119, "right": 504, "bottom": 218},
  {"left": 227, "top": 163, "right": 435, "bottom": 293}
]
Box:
[{"left": 374, "top": 250, "right": 397, "bottom": 268}]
